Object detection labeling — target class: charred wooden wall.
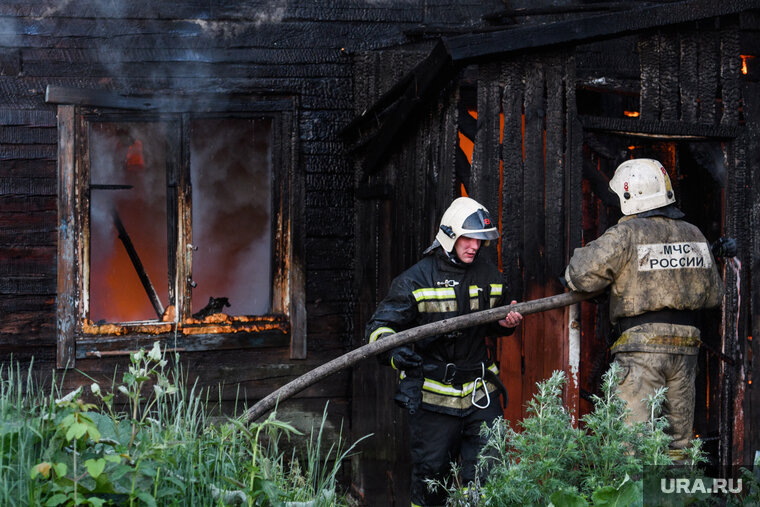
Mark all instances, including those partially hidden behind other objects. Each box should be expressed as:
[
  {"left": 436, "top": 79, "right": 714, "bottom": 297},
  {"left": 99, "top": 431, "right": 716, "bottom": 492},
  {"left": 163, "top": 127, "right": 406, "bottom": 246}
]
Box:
[
  {"left": 351, "top": 48, "right": 456, "bottom": 505},
  {"left": 351, "top": 10, "right": 760, "bottom": 494},
  {"left": 740, "top": 11, "right": 760, "bottom": 469},
  {"left": 0, "top": 0, "right": 507, "bottom": 494}
]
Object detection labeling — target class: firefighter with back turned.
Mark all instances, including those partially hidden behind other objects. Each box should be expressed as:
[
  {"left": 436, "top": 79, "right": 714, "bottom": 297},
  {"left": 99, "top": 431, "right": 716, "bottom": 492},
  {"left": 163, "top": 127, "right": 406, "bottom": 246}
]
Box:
[{"left": 563, "top": 158, "right": 734, "bottom": 461}]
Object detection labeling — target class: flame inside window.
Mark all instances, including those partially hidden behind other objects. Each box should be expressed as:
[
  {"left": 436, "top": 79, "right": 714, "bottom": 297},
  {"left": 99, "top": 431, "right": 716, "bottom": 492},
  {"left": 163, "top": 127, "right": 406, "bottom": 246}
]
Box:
[
  {"left": 88, "top": 118, "right": 273, "bottom": 324},
  {"left": 90, "top": 122, "right": 170, "bottom": 323}
]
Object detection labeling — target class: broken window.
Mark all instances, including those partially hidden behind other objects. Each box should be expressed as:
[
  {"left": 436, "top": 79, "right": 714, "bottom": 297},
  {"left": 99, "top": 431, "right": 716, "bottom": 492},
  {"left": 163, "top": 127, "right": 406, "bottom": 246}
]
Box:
[
  {"left": 89, "top": 121, "right": 171, "bottom": 324},
  {"left": 50, "top": 89, "right": 304, "bottom": 367},
  {"left": 189, "top": 118, "right": 272, "bottom": 318}
]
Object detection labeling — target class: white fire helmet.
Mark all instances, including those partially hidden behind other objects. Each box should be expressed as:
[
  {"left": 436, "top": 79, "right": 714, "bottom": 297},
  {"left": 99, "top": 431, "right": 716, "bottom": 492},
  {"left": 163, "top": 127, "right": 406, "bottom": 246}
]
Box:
[
  {"left": 609, "top": 158, "right": 676, "bottom": 215},
  {"left": 435, "top": 197, "right": 499, "bottom": 252}
]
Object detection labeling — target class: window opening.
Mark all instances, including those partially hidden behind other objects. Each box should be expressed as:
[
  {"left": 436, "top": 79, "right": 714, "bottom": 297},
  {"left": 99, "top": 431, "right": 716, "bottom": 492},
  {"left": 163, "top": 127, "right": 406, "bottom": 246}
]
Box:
[
  {"left": 189, "top": 117, "right": 273, "bottom": 318},
  {"left": 49, "top": 87, "right": 305, "bottom": 366},
  {"left": 89, "top": 121, "right": 170, "bottom": 324}
]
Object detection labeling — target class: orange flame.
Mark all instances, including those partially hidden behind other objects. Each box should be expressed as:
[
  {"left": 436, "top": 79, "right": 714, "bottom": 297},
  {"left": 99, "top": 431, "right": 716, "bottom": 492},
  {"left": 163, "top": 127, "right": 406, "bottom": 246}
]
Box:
[{"left": 741, "top": 55, "right": 753, "bottom": 75}]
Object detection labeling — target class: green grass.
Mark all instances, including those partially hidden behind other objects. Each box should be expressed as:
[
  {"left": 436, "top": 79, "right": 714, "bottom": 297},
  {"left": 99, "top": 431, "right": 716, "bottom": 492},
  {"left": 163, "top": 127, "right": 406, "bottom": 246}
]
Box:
[{"left": 0, "top": 345, "right": 361, "bottom": 506}]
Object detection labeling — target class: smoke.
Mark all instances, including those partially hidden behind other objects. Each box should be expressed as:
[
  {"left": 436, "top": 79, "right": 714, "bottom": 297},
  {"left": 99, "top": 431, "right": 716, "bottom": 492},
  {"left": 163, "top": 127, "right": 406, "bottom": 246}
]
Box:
[
  {"left": 688, "top": 142, "right": 726, "bottom": 188},
  {"left": 190, "top": 117, "right": 273, "bottom": 316},
  {"left": 193, "top": 0, "right": 287, "bottom": 38},
  {"left": 34, "top": 0, "right": 77, "bottom": 20},
  {"left": 0, "top": 17, "right": 19, "bottom": 47}
]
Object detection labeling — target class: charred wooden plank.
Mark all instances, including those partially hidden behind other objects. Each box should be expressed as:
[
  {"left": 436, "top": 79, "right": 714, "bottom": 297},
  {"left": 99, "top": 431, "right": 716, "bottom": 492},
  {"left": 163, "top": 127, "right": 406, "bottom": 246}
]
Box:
[
  {"left": 443, "top": 0, "right": 760, "bottom": 62},
  {"left": 0, "top": 246, "right": 55, "bottom": 277},
  {"left": 544, "top": 54, "right": 566, "bottom": 278},
  {"left": 470, "top": 61, "right": 502, "bottom": 266},
  {"left": 0, "top": 176, "right": 56, "bottom": 195},
  {"left": 0, "top": 109, "right": 55, "bottom": 127},
  {"left": 659, "top": 30, "right": 680, "bottom": 122},
  {"left": 638, "top": 32, "right": 661, "bottom": 121},
  {"left": 75, "top": 330, "right": 291, "bottom": 359},
  {"left": 698, "top": 30, "right": 720, "bottom": 124},
  {"left": 457, "top": 102, "right": 478, "bottom": 141},
  {"left": 45, "top": 85, "right": 294, "bottom": 112},
  {"left": 0, "top": 126, "right": 55, "bottom": 145},
  {"left": 579, "top": 115, "right": 739, "bottom": 139},
  {"left": 500, "top": 58, "right": 525, "bottom": 300},
  {"left": 680, "top": 31, "right": 700, "bottom": 122},
  {"left": 523, "top": 61, "right": 545, "bottom": 284},
  {"left": 0, "top": 145, "right": 56, "bottom": 161},
  {"left": 720, "top": 27, "right": 741, "bottom": 127},
  {"left": 435, "top": 85, "right": 459, "bottom": 209},
  {"left": 565, "top": 54, "right": 583, "bottom": 262}
]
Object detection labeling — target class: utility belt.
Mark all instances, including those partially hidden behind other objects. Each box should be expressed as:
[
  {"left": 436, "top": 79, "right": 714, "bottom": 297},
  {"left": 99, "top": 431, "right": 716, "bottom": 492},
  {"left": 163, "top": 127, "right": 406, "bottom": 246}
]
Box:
[
  {"left": 423, "top": 360, "right": 508, "bottom": 409},
  {"left": 614, "top": 309, "right": 700, "bottom": 337}
]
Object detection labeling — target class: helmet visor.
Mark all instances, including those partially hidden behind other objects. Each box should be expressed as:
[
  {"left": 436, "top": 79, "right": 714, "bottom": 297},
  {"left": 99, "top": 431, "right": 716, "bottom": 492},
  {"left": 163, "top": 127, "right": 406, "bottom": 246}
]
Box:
[
  {"left": 461, "top": 229, "right": 499, "bottom": 241},
  {"left": 460, "top": 209, "right": 499, "bottom": 240}
]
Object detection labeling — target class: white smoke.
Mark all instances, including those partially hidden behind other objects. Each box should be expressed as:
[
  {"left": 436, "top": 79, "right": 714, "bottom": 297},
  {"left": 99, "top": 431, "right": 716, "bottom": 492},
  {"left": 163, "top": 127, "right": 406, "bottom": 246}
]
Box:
[{"left": 193, "top": 0, "right": 288, "bottom": 38}]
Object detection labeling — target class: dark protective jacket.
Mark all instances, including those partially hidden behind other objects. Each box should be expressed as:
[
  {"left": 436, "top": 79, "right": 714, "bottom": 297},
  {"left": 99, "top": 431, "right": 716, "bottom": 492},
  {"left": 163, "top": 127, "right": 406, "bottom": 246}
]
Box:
[
  {"left": 365, "top": 247, "right": 513, "bottom": 416},
  {"left": 564, "top": 214, "right": 723, "bottom": 355}
]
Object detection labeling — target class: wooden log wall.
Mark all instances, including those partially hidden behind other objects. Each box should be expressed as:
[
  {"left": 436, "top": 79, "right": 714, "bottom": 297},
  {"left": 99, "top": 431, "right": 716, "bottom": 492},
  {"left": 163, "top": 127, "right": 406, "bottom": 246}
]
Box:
[
  {"left": 0, "top": 5, "right": 510, "bottom": 499},
  {"left": 740, "top": 11, "right": 760, "bottom": 469},
  {"left": 461, "top": 52, "right": 581, "bottom": 423},
  {"left": 351, "top": 47, "right": 454, "bottom": 506},
  {"left": 634, "top": 21, "right": 752, "bottom": 470}
]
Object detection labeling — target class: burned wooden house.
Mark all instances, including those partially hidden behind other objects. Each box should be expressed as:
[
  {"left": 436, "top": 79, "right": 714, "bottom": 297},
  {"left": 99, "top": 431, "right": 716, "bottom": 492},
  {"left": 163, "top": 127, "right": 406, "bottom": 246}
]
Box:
[{"left": 1, "top": 0, "right": 759, "bottom": 504}]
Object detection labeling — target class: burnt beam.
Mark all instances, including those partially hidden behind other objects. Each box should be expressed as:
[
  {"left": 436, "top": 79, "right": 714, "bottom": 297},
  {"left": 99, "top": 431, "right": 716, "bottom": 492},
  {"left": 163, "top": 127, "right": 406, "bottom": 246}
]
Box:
[
  {"left": 443, "top": 0, "right": 760, "bottom": 62},
  {"left": 111, "top": 208, "right": 164, "bottom": 319},
  {"left": 343, "top": 41, "right": 456, "bottom": 176},
  {"left": 580, "top": 115, "right": 739, "bottom": 139}
]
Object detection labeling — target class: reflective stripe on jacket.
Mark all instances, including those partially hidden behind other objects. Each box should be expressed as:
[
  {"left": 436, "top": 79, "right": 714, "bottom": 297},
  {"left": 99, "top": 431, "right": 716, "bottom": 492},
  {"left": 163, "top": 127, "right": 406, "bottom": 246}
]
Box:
[{"left": 365, "top": 248, "right": 512, "bottom": 414}]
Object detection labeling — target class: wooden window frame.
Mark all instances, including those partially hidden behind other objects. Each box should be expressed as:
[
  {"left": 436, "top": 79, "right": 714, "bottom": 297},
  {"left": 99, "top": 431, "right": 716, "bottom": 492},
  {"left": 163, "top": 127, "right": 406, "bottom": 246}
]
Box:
[{"left": 48, "top": 86, "right": 306, "bottom": 368}]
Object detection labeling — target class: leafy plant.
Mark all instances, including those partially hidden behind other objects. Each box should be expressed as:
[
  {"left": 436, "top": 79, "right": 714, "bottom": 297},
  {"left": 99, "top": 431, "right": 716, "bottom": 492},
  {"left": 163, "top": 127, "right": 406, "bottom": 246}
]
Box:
[
  {"left": 436, "top": 363, "right": 708, "bottom": 506},
  {"left": 0, "top": 343, "right": 360, "bottom": 506}
]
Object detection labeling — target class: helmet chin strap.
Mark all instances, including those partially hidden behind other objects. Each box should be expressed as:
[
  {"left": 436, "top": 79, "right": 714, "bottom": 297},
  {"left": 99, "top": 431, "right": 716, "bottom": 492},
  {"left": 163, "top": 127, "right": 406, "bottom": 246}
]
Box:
[
  {"left": 445, "top": 246, "right": 475, "bottom": 265},
  {"left": 447, "top": 249, "right": 464, "bottom": 264}
]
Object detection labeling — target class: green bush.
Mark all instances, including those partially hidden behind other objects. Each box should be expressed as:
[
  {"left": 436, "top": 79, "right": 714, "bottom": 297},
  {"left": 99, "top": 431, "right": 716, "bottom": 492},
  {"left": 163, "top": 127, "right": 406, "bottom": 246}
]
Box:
[
  {"left": 0, "top": 344, "right": 361, "bottom": 506},
  {"left": 437, "top": 363, "right": 708, "bottom": 506}
]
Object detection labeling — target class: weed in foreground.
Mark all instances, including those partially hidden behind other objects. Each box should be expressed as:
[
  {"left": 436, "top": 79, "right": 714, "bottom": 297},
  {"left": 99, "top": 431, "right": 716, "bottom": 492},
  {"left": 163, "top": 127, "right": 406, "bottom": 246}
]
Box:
[{"left": 1, "top": 343, "right": 360, "bottom": 506}]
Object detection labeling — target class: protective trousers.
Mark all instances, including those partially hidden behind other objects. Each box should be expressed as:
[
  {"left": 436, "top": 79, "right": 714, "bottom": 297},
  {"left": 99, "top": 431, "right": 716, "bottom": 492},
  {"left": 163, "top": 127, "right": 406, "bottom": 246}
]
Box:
[
  {"left": 408, "top": 403, "right": 501, "bottom": 506},
  {"left": 615, "top": 351, "right": 698, "bottom": 450}
]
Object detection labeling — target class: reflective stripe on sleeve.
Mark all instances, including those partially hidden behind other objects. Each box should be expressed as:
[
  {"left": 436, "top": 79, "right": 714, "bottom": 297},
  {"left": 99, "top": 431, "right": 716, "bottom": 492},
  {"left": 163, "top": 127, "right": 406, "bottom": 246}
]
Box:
[{"left": 369, "top": 326, "right": 395, "bottom": 343}]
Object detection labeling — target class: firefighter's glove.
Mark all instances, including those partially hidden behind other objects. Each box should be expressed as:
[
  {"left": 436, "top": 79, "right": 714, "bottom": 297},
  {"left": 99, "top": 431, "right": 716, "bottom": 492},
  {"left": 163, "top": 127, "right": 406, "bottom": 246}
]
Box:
[
  {"left": 389, "top": 346, "right": 422, "bottom": 370},
  {"left": 711, "top": 237, "right": 737, "bottom": 259}
]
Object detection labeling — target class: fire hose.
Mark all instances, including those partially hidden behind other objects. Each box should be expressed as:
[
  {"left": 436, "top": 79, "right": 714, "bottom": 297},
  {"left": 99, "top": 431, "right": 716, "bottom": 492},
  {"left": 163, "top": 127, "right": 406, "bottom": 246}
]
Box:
[{"left": 242, "top": 289, "right": 603, "bottom": 423}]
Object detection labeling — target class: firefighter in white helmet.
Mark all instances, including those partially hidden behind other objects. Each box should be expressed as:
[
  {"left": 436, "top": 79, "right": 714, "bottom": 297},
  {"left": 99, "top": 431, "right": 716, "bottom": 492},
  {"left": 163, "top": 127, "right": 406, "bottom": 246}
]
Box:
[
  {"left": 564, "top": 158, "right": 733, "bottom": 461},
  {"left": 365, "top": 196, "right": 522, "bottom": 506}
]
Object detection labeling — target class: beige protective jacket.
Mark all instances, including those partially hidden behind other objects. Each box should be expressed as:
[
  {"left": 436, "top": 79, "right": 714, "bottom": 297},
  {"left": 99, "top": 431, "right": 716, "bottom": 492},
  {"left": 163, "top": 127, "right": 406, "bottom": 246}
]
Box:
[{"left": 565, "top": 215, "right": 723, "bottom": 354}]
